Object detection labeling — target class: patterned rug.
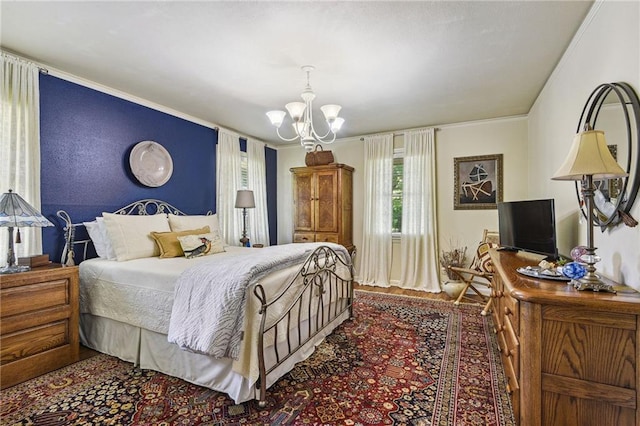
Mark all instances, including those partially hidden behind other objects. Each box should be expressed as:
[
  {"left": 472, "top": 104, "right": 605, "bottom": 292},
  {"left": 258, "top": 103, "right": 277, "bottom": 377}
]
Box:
[{"left": 1, "top": 291, "right": 514, "bottom": 425}]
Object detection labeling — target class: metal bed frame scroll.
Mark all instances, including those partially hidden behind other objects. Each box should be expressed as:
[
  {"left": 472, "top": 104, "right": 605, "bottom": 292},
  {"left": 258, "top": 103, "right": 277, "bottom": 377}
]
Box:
[{"left": 56, "top": 199, "right": 354, "bottom": 407}]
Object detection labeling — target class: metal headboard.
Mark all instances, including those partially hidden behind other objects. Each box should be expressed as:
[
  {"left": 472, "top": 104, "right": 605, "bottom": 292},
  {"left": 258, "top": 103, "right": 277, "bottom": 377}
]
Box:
[{"left": 56, "top": 199, "right": 210, "bottom": 266}]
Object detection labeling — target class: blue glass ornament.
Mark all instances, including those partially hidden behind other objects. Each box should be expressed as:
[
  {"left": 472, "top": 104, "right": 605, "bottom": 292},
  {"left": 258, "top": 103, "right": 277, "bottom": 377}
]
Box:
[{"left": 562, "top": 262, "right": 587, "bottom": 280}]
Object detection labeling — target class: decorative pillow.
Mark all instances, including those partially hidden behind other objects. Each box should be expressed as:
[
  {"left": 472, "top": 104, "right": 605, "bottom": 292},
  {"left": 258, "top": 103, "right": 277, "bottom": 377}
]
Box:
[
  {"left": 177, "top": 231, "right": 225, "bottom": 259},
  {"left": 168, "top": 213, "right": 220, "bottom": 233},
  {"left": 472, "top": 242, "right": 499, "bottom": 273},
  {"left": 102, "top": 212, "right": 171, "bottom": 261},
  {"left": 150, "top": 226, "right": 210, "bottom": 258}
]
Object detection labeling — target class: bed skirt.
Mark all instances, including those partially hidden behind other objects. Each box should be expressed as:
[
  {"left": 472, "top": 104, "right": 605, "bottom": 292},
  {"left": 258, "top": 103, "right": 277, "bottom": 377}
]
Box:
[{"left": 79, "top": 310, "right": 349, "bottom": 404}]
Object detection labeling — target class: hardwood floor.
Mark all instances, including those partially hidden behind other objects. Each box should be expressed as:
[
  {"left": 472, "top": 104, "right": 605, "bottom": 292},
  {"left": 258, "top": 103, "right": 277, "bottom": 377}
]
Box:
[
  {"left": 79, "top": 345, "right": 100, "bottom": 360},
  {"left": 354, "top": 283, "right": 454, "bottom": 301}
]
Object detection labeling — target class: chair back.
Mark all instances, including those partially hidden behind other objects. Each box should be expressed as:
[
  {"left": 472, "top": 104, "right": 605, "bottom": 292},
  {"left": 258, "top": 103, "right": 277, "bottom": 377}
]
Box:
[{"left": 471, "top": 229, "right": 499, "bottom": 274}]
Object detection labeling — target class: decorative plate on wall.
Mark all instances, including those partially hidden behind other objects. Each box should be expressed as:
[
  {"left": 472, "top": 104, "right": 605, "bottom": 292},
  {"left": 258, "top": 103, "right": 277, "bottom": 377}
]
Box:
[{"left": 129, "top": 141, "right": 173, "bottom": 187}]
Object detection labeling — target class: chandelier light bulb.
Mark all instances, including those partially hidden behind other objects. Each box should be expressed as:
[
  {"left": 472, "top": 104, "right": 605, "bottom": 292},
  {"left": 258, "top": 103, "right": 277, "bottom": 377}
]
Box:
[
  {"left": 331, "top": 117, "right": 345, "bottom": 133},
  {"left": 293, "top": 121, "right": 309, "bottom": 138}
]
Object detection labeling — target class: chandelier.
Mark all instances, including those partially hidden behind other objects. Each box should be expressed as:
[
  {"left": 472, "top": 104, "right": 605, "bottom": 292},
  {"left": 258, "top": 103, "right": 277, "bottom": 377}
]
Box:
[{"left": 266, "top": 65, "right": 345, "bottom": 151}]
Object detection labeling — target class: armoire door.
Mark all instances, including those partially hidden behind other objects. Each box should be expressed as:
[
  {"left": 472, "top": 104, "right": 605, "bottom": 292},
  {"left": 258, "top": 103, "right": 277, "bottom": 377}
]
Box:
[
  {"left": 293, "top": 171, "right": 314, "bottom": 232},
  {"left": 315, "top": 169, "right": 339, "bottom": 233}
]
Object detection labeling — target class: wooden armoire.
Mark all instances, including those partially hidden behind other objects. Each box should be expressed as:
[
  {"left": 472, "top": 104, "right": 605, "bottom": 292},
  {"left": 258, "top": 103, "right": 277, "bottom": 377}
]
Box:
[{"left": 290, "top": 163, "right": 354, "bottom": 253}]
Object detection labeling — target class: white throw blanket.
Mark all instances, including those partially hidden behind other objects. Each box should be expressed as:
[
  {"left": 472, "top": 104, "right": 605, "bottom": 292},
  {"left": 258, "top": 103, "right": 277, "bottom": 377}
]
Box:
[{"left": 167, "top": 242, "right": 348, "bottom": 359}]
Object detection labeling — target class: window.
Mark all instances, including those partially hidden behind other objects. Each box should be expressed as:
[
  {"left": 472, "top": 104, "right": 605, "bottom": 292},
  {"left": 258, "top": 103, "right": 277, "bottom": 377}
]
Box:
[
  {"left": 392, "top": 150, "right": 404, "bottom": 234},
  {"left": 240, "top": 151, "right": 248, "bottom": 189}
]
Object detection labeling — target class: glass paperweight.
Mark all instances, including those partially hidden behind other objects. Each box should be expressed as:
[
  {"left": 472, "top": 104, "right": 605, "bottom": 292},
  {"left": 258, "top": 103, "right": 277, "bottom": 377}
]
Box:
[
  {"left": 562, "top": 262, "right": 587, "bottom": 280},
  {"left": 570, "top": 245, "right": 587, "bottom": 261}
]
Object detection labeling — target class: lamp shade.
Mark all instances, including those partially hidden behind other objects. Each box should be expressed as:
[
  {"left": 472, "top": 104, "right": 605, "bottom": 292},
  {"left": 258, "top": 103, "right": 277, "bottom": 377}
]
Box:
[
  {"left": 235, "top": 190, "right": 255, "bottom": 209},
  {"left": 0, "top": 189, "right": 53, "bottom": 227},
  {"left": 552, "top": 130, "right": 628, "bottom": 181},
  {"left": 266, "top": 110, "right": 286, "bottom": 128},
  {"left": 320, "top": 104, "right": 342, "bottom": 121},
  {"left": 285, "top": 102, "right": 306, "bottom": 121}
]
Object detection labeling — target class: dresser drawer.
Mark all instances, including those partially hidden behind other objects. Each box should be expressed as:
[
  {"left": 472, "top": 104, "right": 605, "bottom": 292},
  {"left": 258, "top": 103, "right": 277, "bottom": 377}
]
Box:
[
  {"left": 294, "top": 232, "right": 315, "bottom": 243},
  {"left": 1, "top": 279, "right": 69, "bottom": 318},
  {"left": 503, "top": 314, "right": 519, "bottom": 354},
  {"left": 1, "top": 321, "right": 69, "bottom": 364},
  {"left": 503, "top": 293, "right": 519, "bottom": 331},
  {"left": 503, "top": 352, "right": 520, "bottom": 393},
  {"left": 315, "top": 233, "right": 339, "bottom": 243}
]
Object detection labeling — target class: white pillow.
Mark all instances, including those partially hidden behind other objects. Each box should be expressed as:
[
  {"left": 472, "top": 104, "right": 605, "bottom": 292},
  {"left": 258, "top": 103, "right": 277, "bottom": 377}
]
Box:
[
  {"left": 83, "top": 220, "right": 108, "bottom": 258},
  {"left": 96, "top": 217, "right": 117, "bottom": 260},
  {"left": 102, "top": 212, "right": 171, "bottom": 261},
  {"left": 168, "top": 213, "right": 220, "bottom": 233}
]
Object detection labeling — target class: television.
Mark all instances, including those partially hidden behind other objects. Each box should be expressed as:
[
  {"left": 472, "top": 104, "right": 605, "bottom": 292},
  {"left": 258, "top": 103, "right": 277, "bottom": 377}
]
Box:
[{"left": 497, "top": 198, "right": 559, "bottom": 260}]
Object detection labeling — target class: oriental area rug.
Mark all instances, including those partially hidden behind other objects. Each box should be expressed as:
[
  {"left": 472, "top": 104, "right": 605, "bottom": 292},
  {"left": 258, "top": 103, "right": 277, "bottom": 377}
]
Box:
[{"left": 1, "top": 291, "right": 514, "bottom": 425}]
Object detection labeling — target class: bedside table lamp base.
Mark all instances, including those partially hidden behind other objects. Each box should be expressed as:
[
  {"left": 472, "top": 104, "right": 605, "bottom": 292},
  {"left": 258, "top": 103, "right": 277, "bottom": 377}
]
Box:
[{"left": 235, "top": 190, "right": 255, "bottom": 247}]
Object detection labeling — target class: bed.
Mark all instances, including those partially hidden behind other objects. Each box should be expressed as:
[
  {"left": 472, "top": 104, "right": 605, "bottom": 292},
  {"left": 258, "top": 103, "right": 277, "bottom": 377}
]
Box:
[{"left": 56, "top": 199, "right": 354, "bottom": 407}]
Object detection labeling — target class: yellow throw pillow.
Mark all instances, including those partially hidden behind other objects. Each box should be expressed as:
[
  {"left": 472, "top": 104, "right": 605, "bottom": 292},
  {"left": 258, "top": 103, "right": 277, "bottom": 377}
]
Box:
[{"left": 150, "top": 226, "right": 210, "bottom": 258}]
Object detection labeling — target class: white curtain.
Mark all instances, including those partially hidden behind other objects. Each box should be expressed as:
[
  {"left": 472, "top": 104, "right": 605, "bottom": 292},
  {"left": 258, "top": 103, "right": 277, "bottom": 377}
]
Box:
[
  {"left": 246, "top": 138, "right": 270, "bottom": 246},
  {"left": 216, "top": 129, "right": 242, "bottom": 246},
  {"left": 358, "top": 133, "right": 394, "bottom": 286},
  {"left": 0, "top": 52, "right": 42, "bottom": 266},
  {"left": 399, "top": 128, "right": 440, "bottom": 291}
]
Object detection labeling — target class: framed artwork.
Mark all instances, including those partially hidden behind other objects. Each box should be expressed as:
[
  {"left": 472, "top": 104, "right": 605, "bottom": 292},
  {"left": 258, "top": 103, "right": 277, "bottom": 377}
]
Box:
[{"left": 454, "top": 154, "right": 503, "bottom": 210}]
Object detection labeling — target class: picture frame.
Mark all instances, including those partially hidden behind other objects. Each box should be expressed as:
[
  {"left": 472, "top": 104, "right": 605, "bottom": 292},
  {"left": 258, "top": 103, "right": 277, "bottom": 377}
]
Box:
[{"left": 454, "top": 154, "right": 503, "bottom": 210}]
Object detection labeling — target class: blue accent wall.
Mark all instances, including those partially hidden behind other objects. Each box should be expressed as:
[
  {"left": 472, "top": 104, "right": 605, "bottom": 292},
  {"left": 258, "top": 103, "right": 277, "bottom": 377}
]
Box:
[{"left": 39, "top": 74, "right": 277, "bottom": 261}]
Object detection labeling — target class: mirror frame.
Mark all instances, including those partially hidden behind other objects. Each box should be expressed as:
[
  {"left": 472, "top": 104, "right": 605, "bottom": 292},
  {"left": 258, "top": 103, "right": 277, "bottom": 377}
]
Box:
[{"left": 575, "top": 82, "right": 640, "bottom": 229}]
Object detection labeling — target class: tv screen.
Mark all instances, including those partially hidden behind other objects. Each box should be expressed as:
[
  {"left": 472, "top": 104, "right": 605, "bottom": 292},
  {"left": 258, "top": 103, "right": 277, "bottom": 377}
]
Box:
[{"left": 498, "top": 199, "right": 559, "bottom": 259}]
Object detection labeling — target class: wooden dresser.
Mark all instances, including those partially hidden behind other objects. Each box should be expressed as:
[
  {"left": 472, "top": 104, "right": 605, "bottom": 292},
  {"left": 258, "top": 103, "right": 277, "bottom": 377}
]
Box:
[
  {"left": 291, "top": 163, "right": 354, "bottom": 253},
  {"left": 490, "top": 249, "right": 640, "bottom": 425},
  {"left": 0, "top": 264, "right": 79, "bottom": 389}
]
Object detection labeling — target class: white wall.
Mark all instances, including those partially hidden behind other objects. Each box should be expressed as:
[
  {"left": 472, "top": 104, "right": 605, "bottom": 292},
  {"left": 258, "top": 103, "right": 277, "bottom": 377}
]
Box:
[
  {"left": 529, "top": 0, "right": 640, "bottom": 287},
  {"left": 434, "top": 117, "right": 529, "bottom": 268},
  {"left": 277, "top": 116, "right": 528, "bottom": 285}
]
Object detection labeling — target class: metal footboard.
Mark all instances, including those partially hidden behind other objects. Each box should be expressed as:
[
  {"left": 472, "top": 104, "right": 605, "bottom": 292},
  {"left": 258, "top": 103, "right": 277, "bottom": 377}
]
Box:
[{"left": 253, "top": 245, "right": 354, "bottom": 408}]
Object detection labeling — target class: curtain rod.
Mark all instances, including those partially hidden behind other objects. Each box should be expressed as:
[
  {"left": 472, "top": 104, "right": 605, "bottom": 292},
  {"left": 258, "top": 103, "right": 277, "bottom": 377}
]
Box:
[
  {"left": 1, "top": 49, "right": 49, "bottom": 74},
  {"left": 214, "top": 127, "right": 267, "bottom": 146},
  {"left": 359, "top": 127, "right": 440, "bottom": 141}
]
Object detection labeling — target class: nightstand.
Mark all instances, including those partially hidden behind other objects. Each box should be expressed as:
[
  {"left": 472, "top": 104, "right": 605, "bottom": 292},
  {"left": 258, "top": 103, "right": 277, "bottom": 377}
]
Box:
[{"left": 0, "top": 264, "right": 79, "bottom": 389}]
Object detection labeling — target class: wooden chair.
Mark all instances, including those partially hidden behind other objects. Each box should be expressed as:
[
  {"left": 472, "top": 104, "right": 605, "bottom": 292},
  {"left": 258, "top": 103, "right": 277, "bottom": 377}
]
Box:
[{"left": 449, "top": 229, "right": 499, "bottom": 316}]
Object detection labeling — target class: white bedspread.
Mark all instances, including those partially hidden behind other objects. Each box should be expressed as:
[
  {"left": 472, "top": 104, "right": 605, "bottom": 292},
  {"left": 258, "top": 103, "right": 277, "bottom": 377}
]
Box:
[
  {"left": 78, "top": 246, "right": 296, "bottom": 334},
  {"left": 167, "top": 242, "right": 348, "bottom": 359}
]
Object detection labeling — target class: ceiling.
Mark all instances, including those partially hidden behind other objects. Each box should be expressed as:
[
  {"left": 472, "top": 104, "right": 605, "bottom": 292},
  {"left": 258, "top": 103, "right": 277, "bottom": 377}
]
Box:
[{"left": 1, "top": 1, "right": 593, "bottom": 146}]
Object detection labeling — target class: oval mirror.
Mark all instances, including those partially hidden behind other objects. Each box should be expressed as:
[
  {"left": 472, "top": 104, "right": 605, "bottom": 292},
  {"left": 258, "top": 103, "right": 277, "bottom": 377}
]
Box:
[{"left": 575, "top": 82, "right": 640, "bottom": 229}]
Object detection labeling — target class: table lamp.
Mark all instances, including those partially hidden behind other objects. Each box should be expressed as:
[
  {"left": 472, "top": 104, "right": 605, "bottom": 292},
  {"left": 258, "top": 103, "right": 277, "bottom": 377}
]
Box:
[
  {"left": 235, "top": 189, "right": 255, "bottom": 246},
  {"left": 0, "top": 189, "right": 53, "bottom": 274},
  {"left": 552, "top": 127, "right": 628, "bottom": 292}
]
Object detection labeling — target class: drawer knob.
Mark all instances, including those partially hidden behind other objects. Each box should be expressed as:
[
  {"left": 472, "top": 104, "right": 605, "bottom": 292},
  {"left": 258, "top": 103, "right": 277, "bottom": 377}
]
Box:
[{"left": 504, "top": 306, "right": 512, "bottom": 315}]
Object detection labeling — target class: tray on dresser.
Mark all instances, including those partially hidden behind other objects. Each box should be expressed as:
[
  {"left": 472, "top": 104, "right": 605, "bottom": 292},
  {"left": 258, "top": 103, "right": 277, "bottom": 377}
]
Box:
[{"left": 516, "top": 266, "right": 570, "bottom": 281}]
